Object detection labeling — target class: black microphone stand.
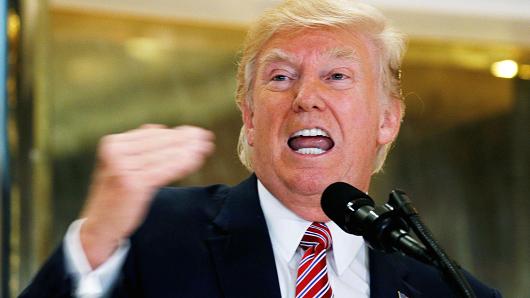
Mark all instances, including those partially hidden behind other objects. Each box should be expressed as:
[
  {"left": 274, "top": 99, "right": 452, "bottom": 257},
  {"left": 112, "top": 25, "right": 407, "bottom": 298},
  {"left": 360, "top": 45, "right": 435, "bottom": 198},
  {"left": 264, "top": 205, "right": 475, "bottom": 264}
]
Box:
[
  {"left": 350, "top": 200, "right": 436, "bottom": 266},
  {"left": 387, "top": 190, "right": 477, "bottom": 298},
  {"left": 321, "top": 182, "right": 477, "bottom": 298}
]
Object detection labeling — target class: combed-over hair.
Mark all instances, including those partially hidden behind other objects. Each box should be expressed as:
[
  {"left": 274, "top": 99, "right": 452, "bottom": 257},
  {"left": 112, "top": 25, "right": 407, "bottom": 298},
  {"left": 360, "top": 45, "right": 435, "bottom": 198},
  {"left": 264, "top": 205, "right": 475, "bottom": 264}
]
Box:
[{"left": 236, "top": 0, "right": 406, "bottom": 173}]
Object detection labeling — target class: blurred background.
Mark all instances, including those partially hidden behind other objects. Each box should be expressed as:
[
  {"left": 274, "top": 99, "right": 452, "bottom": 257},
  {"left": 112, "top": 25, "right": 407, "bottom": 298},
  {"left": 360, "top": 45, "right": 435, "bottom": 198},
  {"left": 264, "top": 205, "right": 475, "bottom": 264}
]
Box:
[{"left": 1, "top": 0, "right": 529, "bottom": 297}]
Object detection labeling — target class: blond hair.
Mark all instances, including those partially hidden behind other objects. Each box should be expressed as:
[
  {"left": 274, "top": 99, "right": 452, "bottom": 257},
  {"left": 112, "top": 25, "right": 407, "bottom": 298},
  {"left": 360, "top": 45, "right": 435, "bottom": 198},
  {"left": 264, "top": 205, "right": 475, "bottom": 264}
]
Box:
[{"left": 236, "top": 0, "right": 406, "bottom": 173}]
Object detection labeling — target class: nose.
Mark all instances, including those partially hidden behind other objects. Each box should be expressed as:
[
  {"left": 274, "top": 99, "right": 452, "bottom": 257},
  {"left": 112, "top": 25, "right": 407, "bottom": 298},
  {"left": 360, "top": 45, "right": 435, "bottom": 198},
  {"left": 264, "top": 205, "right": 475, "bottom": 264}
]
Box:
[{"left": 292, "top": 78, "right": 327, "bottom": 113}]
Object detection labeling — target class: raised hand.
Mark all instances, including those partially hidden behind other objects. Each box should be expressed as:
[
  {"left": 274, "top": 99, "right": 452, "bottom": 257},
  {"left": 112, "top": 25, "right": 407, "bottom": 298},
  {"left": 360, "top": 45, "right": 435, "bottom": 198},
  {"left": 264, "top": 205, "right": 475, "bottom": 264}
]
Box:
[{"left": 79, "top": 124, "right": 215, "bottom": 267}]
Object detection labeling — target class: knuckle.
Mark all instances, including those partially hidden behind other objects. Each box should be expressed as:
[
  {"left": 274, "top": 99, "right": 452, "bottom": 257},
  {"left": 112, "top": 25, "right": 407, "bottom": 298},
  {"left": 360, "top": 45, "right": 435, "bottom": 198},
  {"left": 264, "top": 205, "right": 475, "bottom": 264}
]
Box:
[
  {"left": 140, "top": 123, "right": 166, "bottom": 129},
  {"left": 98, "top": 136, "right": 116, "bottom": 157},
  {"left": 97, "top": 135, "right": 126, "bottom": 163},
  {"left": 99, "top": 134, "right": 120, "bottom": 148}
]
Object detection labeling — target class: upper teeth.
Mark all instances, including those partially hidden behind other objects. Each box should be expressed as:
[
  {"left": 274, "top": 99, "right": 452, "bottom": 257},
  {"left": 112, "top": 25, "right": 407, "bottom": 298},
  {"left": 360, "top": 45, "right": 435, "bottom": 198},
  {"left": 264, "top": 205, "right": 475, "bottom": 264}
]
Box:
[{"left": 291, "top": 128, "right": 329, "bottom": 138}]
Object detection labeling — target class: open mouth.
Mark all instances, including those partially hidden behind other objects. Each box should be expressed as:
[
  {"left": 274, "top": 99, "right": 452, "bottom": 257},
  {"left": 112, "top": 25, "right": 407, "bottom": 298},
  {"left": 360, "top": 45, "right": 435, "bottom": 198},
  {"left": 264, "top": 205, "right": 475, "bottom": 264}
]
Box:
[{"left": 287, "top": 128, "right": 335, "bottom": 155}]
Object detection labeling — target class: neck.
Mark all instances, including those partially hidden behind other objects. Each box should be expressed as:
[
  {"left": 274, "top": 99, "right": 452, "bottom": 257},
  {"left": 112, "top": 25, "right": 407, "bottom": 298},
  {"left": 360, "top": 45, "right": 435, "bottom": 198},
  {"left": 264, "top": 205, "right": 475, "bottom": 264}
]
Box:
[
  {"left": 281, "top": 196, "right": 330, "bottom": 222},
  {"left": 258, "top": 179, "right": 369, "bottom": 223},
  {"left": 255, "top": 170, "right": 372, "bottom": 223}
]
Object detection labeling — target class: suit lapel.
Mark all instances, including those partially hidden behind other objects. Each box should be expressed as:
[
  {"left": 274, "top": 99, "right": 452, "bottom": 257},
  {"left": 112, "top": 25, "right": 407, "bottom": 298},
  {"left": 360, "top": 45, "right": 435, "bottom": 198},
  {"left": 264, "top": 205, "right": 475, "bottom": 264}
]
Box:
[
  {"left": 369, "top": 249, "right": 422, "bottom": 298},
  {"left": 206, "top": 174, "right": 281, "bottom": 298},
  {"left": 205, "top": 175, "right": 423, "bottom": 298}
]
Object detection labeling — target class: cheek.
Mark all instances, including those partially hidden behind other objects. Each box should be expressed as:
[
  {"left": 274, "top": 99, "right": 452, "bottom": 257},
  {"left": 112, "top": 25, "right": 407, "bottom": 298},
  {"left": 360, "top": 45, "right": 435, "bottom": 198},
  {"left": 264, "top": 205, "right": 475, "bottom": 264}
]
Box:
[
  {"left": 333, "top": 95, "right": 381, "bottom": 140},
  {"left": 251, "top": 106, "right": 278, "bottom": 143},
  {"left": 251, "top": 101, "right": 293, "bottom": 158},
  {"left": 253, "top": 92, "right": 291, "bottom": 127}
]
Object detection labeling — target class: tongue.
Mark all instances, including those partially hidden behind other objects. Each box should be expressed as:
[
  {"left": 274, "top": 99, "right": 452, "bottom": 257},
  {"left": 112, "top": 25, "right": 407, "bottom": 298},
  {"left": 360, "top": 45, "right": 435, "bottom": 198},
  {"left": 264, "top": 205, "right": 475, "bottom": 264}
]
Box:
[{"left": 288, "top": 136, "right": 334, "bottom": 151}]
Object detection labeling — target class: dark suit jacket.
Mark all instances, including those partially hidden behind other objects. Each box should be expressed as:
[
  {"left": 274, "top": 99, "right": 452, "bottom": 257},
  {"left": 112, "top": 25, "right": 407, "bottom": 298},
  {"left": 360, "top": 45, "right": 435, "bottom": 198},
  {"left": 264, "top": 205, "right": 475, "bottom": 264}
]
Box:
[{"left": 20, "top": 174, "right": 501, "bottom": 297}]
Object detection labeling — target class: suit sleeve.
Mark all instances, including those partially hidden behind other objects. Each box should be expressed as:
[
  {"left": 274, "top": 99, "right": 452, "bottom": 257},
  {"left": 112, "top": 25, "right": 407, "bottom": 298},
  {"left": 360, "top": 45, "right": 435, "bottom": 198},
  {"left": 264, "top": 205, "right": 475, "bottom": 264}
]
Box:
[
  {"left": 463, "top": 269, "right": 503, "bottom": 298},
  {"left": 18, "top": 244, "right": 74, "bottom": 298},
  {"left": 493, "top": 288, "right": 503, "bottom": 297}
]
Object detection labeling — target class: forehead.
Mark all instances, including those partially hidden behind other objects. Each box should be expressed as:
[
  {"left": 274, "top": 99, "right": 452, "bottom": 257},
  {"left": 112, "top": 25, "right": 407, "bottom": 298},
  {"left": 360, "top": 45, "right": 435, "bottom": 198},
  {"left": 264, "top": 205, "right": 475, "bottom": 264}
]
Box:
[{"left": 257, "top": 27, "right": 378, "bottom": 66}]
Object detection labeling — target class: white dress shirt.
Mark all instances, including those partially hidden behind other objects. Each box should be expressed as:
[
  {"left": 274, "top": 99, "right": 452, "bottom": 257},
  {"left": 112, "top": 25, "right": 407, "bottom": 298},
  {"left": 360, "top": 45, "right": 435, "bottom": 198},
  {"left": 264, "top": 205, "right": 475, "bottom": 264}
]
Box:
[
  {"left": 257, "top": 180, "right": 370, "bottom": 298},
  {"left": 64, "top": 219, "right": 130, "bottom": 298},
  {"left": 64, "top": 179, "right": 370, "bottom": 297}
]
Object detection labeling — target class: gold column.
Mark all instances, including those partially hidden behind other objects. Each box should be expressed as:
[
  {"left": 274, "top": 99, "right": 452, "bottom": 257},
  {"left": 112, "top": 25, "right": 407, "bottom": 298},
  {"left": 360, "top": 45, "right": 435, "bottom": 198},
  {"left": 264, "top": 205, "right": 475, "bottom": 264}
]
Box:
[{"left": 10, "top": 0, "right": 52, "bottom": 295}]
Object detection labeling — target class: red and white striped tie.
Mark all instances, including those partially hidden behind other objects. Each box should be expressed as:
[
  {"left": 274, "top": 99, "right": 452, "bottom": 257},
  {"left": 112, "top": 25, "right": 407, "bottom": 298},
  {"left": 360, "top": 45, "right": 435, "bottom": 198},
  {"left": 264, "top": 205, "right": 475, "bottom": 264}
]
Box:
[{"left": 296, "top": 222, "right": 333, "bottom": 298}]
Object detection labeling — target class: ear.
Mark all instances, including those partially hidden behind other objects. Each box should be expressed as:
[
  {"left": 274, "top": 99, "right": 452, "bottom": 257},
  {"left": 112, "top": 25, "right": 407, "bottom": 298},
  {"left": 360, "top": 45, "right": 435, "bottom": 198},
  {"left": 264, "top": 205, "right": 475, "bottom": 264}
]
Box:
[
  {"left": 377, "top": 98, "right": 402, "bottom": 146},
  {"left": 241, "top": 100, "right": 255, "bottom": 146}
]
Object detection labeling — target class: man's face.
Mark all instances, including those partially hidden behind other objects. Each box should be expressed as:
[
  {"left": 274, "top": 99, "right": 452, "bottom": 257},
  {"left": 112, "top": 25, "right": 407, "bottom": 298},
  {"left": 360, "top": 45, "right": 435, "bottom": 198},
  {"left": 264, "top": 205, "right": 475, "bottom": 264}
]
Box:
[{"left": 243, "top": 27, "right": 400, "bottom": 204}]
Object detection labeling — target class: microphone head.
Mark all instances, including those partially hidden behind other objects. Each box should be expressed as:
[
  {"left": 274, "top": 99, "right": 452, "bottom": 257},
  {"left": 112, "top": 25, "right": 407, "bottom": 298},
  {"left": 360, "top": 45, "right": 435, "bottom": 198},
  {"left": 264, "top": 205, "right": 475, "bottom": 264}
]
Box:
[{"left": 321, "top": 182, "right": 374, "bottom": 233}]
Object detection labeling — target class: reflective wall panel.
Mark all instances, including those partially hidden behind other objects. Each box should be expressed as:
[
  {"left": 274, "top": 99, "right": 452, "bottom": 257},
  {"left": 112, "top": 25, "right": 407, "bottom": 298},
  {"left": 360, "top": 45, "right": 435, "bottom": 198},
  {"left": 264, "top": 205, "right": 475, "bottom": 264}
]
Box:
[{"left": 9, "top": 6, "right": 529, "bottom": 297}]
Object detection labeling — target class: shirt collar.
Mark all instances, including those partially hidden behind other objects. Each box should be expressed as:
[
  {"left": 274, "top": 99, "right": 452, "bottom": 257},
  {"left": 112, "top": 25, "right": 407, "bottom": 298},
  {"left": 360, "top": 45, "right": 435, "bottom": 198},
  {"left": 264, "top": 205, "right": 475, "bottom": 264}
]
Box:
[{"left": 257, "top": 179, "right": 365, "bottom": 275}]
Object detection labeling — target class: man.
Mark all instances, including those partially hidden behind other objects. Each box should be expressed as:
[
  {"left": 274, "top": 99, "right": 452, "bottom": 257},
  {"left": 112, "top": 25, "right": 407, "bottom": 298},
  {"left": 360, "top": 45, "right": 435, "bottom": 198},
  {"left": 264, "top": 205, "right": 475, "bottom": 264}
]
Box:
[{"left": 21, "top": 0, "right": 500, "bottom": 297}]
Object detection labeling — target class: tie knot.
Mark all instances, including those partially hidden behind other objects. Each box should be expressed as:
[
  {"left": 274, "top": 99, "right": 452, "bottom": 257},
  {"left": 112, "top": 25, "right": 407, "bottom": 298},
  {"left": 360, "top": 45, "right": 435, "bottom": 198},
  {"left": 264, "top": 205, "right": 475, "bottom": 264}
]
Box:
[{"left": 300, "top": 222, "right": 332, "bottom": 250}]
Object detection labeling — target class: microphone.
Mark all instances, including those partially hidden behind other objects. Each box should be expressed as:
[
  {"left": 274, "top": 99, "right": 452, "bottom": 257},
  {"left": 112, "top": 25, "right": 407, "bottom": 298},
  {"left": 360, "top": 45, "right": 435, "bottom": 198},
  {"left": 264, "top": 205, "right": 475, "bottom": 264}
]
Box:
[
  {"left": 321, "top": 182, "right": 434, "bottom": 264},
  {"left": 321, "top": 182, "right": 476, "bottom": 298}
]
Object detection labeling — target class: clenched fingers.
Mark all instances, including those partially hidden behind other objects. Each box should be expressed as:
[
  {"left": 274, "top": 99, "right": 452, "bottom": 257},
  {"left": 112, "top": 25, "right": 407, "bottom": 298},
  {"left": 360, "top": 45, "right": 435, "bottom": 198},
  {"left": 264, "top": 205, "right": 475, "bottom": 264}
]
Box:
[{"left": 96, "top": 125, "right": 215, "bottom": 188}]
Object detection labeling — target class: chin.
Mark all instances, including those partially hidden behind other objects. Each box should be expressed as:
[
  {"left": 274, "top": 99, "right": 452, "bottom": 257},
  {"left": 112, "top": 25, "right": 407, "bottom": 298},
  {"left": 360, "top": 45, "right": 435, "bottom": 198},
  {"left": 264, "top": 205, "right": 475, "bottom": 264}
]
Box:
[{"left": 283, "top": 169, "right": 337, "bottom": 196}]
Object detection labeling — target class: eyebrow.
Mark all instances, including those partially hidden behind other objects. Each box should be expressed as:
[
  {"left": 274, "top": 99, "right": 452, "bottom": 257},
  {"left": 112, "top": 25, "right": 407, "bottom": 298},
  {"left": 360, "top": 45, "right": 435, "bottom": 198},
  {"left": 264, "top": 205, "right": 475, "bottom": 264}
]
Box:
[
  {"left": 259, "top": 49, "right": 296, "bottom": 66},
  {"left": 258, "top": 47, "right": 360, "bottom": 66},
  {"left": 326, "top": 47, "right": 360, "bottom": 62}
]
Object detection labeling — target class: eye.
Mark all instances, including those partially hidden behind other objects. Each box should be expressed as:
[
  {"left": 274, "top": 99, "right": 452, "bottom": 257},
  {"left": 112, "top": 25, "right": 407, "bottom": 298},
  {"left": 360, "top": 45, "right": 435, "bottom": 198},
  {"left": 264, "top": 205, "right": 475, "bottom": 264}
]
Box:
[
  {"left": 324, "top": 70, "right": 354, "bottom": 90},
  {"left": 271, "top": 74, "right": 289, "bottom": 81},
  {"left": 329, "top": 73, "right": 349, "bottom": 80},
  {"left": 266, "top": 71, "right": 295, "bottom": 91}
]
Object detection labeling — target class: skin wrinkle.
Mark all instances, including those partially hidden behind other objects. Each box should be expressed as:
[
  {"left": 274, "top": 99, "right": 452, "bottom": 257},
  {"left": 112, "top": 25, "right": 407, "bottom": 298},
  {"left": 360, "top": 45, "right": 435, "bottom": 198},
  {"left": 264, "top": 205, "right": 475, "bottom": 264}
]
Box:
[
  {"left": 243, "top": 27, "right": 401, "bottom": 222},
  {"left": 259, "top": 47, "right": 360, "bottom": 70},
  {"left": 258, "top": 48, "right": 362, "bottom": 91},
  {"left": 236, "top": 6, "right": 407, "bottom": 174}
]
